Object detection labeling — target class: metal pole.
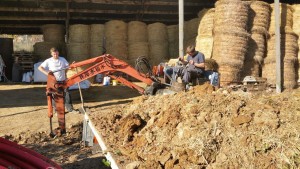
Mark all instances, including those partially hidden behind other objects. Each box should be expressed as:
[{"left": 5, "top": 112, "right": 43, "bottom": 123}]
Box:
[
  {"left": 274, "top": 0, "right": 282, "bottom": 93},
  {"left": 178, "top": 0, "right": 184, "bottom": 57}
]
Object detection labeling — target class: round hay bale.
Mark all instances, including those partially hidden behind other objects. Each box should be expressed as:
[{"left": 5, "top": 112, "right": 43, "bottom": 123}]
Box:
[
  {"left": 128, "top": 42, "right": 149, "bottom": 60},
  {"left": 128, "top": 21, "right": 148, "bottom": 43},
  {"left": 90, "top": 43, "right": 104, "bottom": 57},
  {"left": 67, "top": 43, "right": 90, "bottom": 61},
  {"left": 245, "top": 33, "right": 266, "bottom": 64},
  {"left": 283, "top": 58, "right": 297, "bottom": 89},
  {"left": 262, "top": 61, "right": 276, "bottom": 85},
  {"left": 219, "top": 65, "right": 242, "bottom": 86},
  {"left": 33, "top": 42, "right": 66, "bottom": 61},
  {"left": 69, "top": 24, "right": 90, "bottom": 43},
  {"left": 269, "top": 3, "right": 293, "bottom": 34},
  {"left": 90, "top": 24, "right": 105, "bottom": 43},
  {"left": 293, "top": 4, "right": 300, "bottom": 34},
  {"left": 196, "top": 36, "right": 213, "bottom": 59},
  {"left": 168, "top": 42, "right": 179, "bottom": 59},
  {"left": 242, "top": 59, "right": 260, "bottom": 77},
  {"left": 248, "top": 1, "right": 271, "bottom": 34},
  {"left": 214, "top": 0, "right": 249, "bottom": 32},
  {"left": 149, "top": 42, "right": 169, "bottom": 63},
  {"left": 147, "top": 22, "right": 168, "bottom": 42},
  {"left": 104, "top": 20, "right": 127, "bottom": 41},
  {"left": 266, "top": 32, "right": 299, "bottom": 63},
  {"left": 184, "top": 18, "right": 200, "bottom": 40},
  {"left": 212, "top": 30, "right": 249, "bottom": 61},
  {"left": 198, "top": 8, "right": 215, "bottom": 35},
  {"left": 167, "top": 25, "right": 179, "bottom": 43},
  {"left": 41, "top": 24, "right": 65, "bottom": 42},
  {"left": 106, "top": 40, "right": 128, "bottom": 60}
]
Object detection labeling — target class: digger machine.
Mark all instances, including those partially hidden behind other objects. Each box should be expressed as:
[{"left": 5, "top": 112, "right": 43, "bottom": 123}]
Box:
[{"left": 45, "top": 54, "right": 177, "bottom": 136}]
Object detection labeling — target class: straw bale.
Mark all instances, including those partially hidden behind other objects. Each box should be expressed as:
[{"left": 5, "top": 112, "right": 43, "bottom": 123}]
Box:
[
  {"left": 90, "top": 43, "right": 104, "bottom": 57},
  {"left": 242, "top": 59, "right": 260, "bottom": 77},
  {"left": 33, "top": 42, "right": 66, "bottom": 61},
  {"left": 196, "top": 36, "right": 213, "bottom": 59},
  {"left": 147, "top": 22, "right": 168, "bottom": 42},
  {"left": 128, "top": 42, "right": 149, "bottom": 60},
  {"left": 269, "top": 3, "right": 293, "bottom": 34},
  {"left": 262, "top": 62, "right": 276, "bottom": 85},
  {"left": 90, "top": 24, "right": 104, "bottom": 43},
  {"left": 198, "top": 8, "right": 215, "bottom": 36},
  {"left": 283, "top": 58, "right": 297, "bottom": 89},
  {"left": 167, "top": 25, "right": 179, "bottom": 43},
  {"left": 214, "top": 0, "right": 249, "bottom": 32},
  {"left": 106, "top": 40, "right": 128, "bottom": 60},
  {"left": 128, "top": 21, "right": 148, "bottom": 43},
  {"left": 149, "top": 42, "right": 169, "bottom": 64},
  {"left": 218, "top": 65, "right": 242, "bottom": 85},
  {"left": 69, "top": 24, "right": 90, "bottom": 43},
  {"left": 265, "top": 32, "right": 299, "bottom": 64},
  {"left": 41, "top": 24, "right": 65, "bottom": 43},
  {"left": 105, "top": 20, "right": 127, "bottom": 41},
  {"left": 245, "top": 33, "right": 266, "bottom": 64},
  {"left": 293, "top": 4, "right": 300, "bottom": 34},
  {"left": 205, "top": 58, "right": 219, "bottom": 71},
  {"left": 184, "top": 18, "right": 200, "bottom": 40},
  {"left": 248, "top": 1, "right": 271, "bottom": 33},
  {"left": 168, "top": 42, "right": 179, "bottom": 59},
  {"left": 67, "top": 43, "right": 90, "bottom": 61}
]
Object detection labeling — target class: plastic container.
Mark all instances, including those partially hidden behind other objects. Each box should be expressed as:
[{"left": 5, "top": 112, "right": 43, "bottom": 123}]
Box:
[
  {"left": 112, "top": 80, "right": 118, "bottom": 86},
  {"left": 103, "top": 76, "right": 110, "bottom": 86}
]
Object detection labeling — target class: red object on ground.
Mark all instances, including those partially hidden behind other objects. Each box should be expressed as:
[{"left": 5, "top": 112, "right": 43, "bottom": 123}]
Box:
[{"left": 0, "top": 137, "right": 62, "bottom": 169}]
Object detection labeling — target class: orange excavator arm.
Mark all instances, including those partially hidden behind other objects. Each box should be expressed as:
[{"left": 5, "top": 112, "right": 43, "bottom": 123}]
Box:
[{"left": 45, "top": 54, "right": 162, "bottom": 136}]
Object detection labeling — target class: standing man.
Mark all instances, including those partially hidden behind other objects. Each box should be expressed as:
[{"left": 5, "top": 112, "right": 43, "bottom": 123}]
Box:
[
  {"left": 179, "top": 45, "right": 205, "bottom": 84},
  {"left": 38, "top": 47, "right": 75, "bottom": 112}
]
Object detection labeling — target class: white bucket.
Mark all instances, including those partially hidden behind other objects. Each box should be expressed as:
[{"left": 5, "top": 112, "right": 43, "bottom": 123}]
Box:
[{"left": 103, "top": 76, "right": 110, "bottom": 86}]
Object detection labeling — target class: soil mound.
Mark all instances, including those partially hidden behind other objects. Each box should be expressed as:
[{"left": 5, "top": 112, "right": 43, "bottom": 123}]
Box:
[{"left": 90, "top": 86, "right": 300, "bottom": 169}]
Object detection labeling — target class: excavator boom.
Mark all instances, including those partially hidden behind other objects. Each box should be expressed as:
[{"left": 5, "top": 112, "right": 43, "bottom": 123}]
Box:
[{"left": 45, "top": 54, "right": 163, "bottom": 135}]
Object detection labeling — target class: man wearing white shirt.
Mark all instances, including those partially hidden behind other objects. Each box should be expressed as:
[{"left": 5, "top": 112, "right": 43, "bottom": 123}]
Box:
[{"left": 38, "top": 47, "right": 75, "bottom": 113}]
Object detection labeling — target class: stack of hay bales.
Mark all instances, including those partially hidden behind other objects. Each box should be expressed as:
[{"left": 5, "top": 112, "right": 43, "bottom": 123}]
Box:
[
  {"left": 264, "top": 3, "right": 298, "bottom": 89},
  {"left": 167, "top": 25, "right": 179, "bottom": 58},
  {"left": 184, "top": 18, "right": 200, "bottom": 49},
  {"left": 147, "top": 22, "right": 169, "bottom": 66},
  {"left": 105, "top": 20, "right": 128, "bottom": 61},
  {"left": 128, "top": 21, "right": 149, "bottom": 66},
  {"left": 90, "top": 24, "right": 105, "bottom": 57},
  {"left": 293, "top": 4, "right": 300, "bottom": 83},
  {"left": 196, "top": 8, "right": 215, "bottom": 59},
  {"left": 34, "top": 24, "right": 66, "bottom": 61},
  {"left": 67, "top": 24, "right": 90, "bottom": 78},
  {"left": 242, "top": 1, "right": 271, "bottom": 77},
  {"left": 212, "top": 0, "right": 250, "bottom": 85}
]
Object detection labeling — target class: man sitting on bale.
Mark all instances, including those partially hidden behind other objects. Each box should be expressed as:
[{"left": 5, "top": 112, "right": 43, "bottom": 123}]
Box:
[
  {"left": 164, "top": 45, "right": 205, "bottom": 87},
  {"left": 179, "top": 45, "right": 205, "bottom": 85}
]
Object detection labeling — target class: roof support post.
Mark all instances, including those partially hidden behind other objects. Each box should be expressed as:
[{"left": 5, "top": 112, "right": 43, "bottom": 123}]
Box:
[
  {"left": 274, "top": 0, "right": 282, "bottom": 93},
  {"left": 178, "top": 0, "right": 184, "bottom": 57}
]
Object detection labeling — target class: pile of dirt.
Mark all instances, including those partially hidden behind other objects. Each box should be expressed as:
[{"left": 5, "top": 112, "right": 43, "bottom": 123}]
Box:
[{"left": 90, "top": 83, "right": 300, "bottom": 169}]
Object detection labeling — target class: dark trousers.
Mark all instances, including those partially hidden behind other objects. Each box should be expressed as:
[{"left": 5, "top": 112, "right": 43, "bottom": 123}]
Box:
[
  {"left": 182, "top": 65, "right": 204, "bottom": 84},
  {"left": 52, "top": 88, "right": 73, "bottom": 112}
]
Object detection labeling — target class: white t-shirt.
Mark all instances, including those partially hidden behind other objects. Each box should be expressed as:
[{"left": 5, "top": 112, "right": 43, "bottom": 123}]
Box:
[{"left": 40, "top": 57, "right": 69, "bottom": 81}]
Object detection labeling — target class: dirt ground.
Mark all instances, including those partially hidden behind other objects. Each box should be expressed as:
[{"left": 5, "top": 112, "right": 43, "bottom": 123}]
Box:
[
  {"left": 0, "top": 83, "right": 140, "bottom": 169},
  {"left": 1, "top": 82, "right": 300, "bottom": 169}
]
